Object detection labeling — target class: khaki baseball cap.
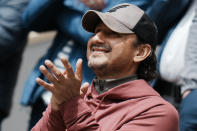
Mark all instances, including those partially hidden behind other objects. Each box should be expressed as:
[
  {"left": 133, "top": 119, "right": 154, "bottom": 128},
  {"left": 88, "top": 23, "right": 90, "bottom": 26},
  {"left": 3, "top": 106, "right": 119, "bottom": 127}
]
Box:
[{"left": 82, "top": 3, "right": 158, "bottom": 49}]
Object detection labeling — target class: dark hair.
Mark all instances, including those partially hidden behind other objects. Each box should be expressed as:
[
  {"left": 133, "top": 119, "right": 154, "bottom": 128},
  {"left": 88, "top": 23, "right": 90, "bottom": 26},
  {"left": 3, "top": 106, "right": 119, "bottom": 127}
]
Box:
[{"left": 133, "top": 37, "right": 158, "bottom": 82}]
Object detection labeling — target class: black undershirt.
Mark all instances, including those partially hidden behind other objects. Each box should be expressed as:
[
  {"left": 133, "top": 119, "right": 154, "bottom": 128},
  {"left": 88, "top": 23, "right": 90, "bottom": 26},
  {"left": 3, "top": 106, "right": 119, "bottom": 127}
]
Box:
[{"left": 93, "top": 75, "right": 138, "bottom": 94}]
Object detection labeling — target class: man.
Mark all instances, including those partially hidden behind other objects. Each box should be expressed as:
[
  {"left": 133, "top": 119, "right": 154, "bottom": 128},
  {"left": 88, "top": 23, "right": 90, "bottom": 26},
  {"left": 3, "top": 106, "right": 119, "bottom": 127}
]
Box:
[{"left": 32, "top": 3, "right": 179, "bottom": 131}]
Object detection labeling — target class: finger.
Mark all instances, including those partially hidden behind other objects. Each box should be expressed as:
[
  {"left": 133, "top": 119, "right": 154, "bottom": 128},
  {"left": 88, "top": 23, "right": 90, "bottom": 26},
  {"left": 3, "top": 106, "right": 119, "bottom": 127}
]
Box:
[
  {"left": 97, "top": 0, "right": 106, "bottom": 7},
  {"left": 39, "top": 65, "right": 57, "bottom": 84},
  {"left": 80, "top": 82, "right": 89, "bottom": 97},
  {"left": 85, "top": 0, "right": 105, "bottom": 10},
  {"left": 36, "top": 78, "right": 55, "bottom": 92},
  {"left": 80, "top": 0, "right": 89, "bottom": 6},
  {"left": 75, "top": 59, "right": 83, "bottom": 81},
  {"left": 61, "top": 57, "right": 75, "bottom": 78},
  {"left": 45, "top": 60, "right": 65, "bottom": 81},
  {"left": 81, "top": 82, "right": 89, "bottom": 93},
  {"left": 80, "top": 0, "right": 95, "bottom": 9}
]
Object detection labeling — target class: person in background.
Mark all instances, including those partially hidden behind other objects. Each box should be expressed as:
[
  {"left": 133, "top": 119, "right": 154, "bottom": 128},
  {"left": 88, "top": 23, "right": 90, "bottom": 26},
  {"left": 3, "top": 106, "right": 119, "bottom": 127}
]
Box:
[
  {"left": 150, "top": 0, "right": 197, "bottom": 130},
  {"left": 179, "top": 1, "right": 197, "bottom": 130},
  {"left": 21, "top": 0, "right": 188, "bottom": 130},
  {"left": 32, "top": 3, "right": 179, "bottom": 131},
  {"left": 0, "top": 0, "right": 28, "bottom": 130}
]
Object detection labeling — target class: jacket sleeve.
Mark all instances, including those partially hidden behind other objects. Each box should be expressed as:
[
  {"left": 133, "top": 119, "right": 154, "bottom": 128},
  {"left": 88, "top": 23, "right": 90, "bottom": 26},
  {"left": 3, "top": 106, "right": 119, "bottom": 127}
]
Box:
[
  {"left": 31, "top": 104, "right": 66, "bottom": 131},
  {"left": 31, "top": 96, "right": 101, "bottom": 131}
]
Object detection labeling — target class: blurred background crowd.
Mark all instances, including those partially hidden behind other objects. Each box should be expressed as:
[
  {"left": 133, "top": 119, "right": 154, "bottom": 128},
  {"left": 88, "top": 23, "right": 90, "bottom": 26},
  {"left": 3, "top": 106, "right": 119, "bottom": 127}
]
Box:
[{"left": 0, "top": 0, "right": 197, "bottom": 130}]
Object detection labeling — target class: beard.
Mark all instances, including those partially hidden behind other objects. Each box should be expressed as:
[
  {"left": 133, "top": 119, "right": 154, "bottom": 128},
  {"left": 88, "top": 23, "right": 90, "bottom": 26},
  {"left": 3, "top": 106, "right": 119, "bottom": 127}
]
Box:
[{"left": 88, "top": 54, "right": 108, "bottom": 70}]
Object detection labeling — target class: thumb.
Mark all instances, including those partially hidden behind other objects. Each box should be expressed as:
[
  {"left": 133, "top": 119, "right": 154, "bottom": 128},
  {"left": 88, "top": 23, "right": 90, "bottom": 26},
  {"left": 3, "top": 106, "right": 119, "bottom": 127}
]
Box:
[
  {"left": 80, "top": 82, "right": 89, "bottom": 97},
  {"left": 75, "top": 59, "right": 83, "bottom": 81}
]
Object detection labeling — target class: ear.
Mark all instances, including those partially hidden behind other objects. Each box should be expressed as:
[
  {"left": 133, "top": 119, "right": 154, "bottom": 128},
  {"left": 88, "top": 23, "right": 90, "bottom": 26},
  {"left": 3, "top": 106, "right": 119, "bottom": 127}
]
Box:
[{"left": 134, "top": 44, "right": 151, "bottom": 63}]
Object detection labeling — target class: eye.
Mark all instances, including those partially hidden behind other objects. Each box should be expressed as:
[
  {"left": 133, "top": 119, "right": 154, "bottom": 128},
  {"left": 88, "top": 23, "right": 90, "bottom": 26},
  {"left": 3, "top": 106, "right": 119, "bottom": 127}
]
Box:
[
  {"left": 111, "top": 32, "right": 121, "bottom": 37},
  {"left": 95, "top": 28, "right": 101, "bottom": 34},
  {"left": 106, "top": 31, "right": 121, "bottom": 37}
]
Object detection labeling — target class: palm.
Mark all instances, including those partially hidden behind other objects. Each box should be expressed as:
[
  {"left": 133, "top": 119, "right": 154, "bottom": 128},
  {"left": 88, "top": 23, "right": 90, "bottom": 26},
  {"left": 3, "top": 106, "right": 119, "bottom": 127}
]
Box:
[{"left": 36, "top": 57, "right": 83, "bottom": 106}]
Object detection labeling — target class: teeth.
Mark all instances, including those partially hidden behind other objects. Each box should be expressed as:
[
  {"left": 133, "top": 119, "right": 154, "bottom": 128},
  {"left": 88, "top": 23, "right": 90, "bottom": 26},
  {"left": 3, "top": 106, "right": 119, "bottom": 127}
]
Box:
[
  {"left": 92, "top": 48, "right": 107, "bottom": 52},
  {"left": 94, "top": 50, "right": 104, "bottom": 53}
]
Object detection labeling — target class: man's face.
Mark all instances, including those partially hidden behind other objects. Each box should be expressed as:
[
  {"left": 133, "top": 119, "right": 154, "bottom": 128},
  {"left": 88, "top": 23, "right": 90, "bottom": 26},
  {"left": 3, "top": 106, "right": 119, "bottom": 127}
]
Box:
[{"left": 87, "top": 23, "right": 139, "bottom": 79}]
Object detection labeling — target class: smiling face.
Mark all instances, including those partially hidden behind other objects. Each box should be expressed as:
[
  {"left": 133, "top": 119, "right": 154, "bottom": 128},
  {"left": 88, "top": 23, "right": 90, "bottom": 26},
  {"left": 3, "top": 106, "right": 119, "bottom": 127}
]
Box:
[{"left": 87, "top": 23, "right": 140, "bottom": 79}]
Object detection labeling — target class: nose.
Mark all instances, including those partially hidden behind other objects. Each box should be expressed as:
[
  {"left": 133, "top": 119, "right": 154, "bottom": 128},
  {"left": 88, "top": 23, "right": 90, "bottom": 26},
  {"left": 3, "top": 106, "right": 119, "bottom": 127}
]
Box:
[{"left": 91, "top": 32, "right": 105, "bottom": 44}]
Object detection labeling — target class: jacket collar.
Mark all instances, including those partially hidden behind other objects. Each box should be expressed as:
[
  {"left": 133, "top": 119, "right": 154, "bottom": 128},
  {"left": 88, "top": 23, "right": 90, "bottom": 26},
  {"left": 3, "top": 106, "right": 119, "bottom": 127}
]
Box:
[{"left": 86, "top": 79, "right": 160, "bottom": 101}]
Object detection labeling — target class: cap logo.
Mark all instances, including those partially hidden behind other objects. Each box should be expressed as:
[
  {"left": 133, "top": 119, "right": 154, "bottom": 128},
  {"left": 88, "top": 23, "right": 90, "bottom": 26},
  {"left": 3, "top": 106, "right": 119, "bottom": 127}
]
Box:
[{"left": 107, "top": 5, "right": 129, "bottom": 13}]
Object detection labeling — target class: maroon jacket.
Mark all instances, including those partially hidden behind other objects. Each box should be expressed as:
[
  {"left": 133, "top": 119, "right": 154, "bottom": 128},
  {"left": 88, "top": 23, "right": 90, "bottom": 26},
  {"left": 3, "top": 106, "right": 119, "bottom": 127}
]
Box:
[{"left": 32, "top": 79, "right": 179, "bottom": 131}]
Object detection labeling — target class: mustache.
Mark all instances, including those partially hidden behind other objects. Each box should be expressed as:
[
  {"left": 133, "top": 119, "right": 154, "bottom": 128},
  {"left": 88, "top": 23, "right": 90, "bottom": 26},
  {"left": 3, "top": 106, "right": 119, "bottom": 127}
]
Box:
[{"left": 90, "top": 43, "right": 112, "bottom": 51}]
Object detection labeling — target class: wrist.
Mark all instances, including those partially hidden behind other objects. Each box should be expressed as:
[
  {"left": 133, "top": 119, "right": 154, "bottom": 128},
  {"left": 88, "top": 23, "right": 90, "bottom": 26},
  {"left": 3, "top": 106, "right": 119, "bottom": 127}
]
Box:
[
  {"left": 51, "top": 95, "right": 64, "bottom": 111},
  {"left": 182, "top": 90, "right": 191, "bottom": 99}
]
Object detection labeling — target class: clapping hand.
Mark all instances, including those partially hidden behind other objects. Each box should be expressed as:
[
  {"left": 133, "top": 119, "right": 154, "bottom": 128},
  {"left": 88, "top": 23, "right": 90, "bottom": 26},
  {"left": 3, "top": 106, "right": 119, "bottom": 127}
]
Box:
[{"left": 36, "top": 57, "right": 84, "bottom": 110}]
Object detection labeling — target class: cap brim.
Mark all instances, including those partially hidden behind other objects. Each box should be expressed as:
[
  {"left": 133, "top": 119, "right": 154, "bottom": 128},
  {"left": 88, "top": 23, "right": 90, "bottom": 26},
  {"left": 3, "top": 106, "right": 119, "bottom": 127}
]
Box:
[{"left": 82, "top": 10, "right": 134, "bottom": 34}]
